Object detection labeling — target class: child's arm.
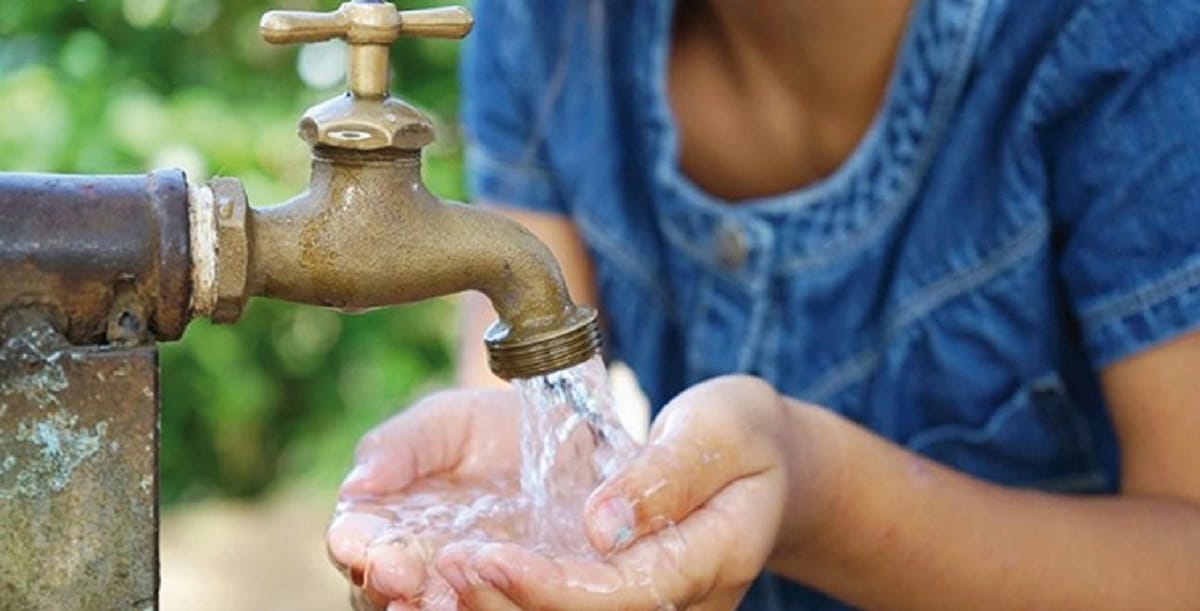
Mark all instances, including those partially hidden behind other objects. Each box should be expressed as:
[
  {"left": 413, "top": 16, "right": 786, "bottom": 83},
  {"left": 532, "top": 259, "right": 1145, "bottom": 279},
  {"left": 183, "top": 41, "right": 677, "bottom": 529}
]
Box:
[
  {"left": 767, "top": 331, "right": 1200, "bottom": 609},
  {"left": 442, "top": 333, "right": 1200, "bottom": 609}
]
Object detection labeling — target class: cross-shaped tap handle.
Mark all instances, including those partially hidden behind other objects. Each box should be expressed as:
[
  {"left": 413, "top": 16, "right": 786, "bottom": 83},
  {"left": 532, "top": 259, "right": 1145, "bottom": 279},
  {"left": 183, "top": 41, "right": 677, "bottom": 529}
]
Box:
[{"left": 260, "top": 1, "right": 473, "bottom": 98}]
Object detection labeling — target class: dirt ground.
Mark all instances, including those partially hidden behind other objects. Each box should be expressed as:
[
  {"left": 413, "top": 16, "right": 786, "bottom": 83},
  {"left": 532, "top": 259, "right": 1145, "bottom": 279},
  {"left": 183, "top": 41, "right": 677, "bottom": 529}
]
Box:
[{"left": 160, "top": 492, "right": 349, "bottom": 611}]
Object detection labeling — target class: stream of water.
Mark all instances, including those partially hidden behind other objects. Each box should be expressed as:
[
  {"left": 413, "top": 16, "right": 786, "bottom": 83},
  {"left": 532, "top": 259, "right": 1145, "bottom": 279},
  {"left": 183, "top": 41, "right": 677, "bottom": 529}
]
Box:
[
  {"left": 512, "top": 355, "right": 640, "bottom": 553},
  {"left": 336, "top": 355, "right": 644, "bottom": 607}
]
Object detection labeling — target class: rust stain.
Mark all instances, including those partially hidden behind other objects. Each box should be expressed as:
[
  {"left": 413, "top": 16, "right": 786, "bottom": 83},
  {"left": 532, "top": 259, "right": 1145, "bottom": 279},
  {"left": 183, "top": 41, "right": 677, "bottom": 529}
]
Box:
[{"left": 0, "top": 170, "right": 191, "bottom": 345}]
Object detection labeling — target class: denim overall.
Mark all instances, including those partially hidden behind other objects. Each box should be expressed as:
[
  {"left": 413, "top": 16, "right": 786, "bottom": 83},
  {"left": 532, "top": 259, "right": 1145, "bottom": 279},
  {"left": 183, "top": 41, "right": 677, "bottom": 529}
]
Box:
[{"left": 462, "top": 0, "right": 1200, "bottom": 607}]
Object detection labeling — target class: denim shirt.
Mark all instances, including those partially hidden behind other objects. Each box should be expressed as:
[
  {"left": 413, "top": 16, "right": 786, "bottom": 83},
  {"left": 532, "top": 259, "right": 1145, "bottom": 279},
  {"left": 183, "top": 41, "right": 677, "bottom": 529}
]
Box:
[{"left": 460, "top": 1, "right": 1200, "bottom": 608}]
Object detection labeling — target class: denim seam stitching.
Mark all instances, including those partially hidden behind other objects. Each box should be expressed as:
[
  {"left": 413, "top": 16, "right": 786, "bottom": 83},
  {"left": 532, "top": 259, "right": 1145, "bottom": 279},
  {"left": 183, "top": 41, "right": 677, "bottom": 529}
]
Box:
[
  {"left": 1079, "top": 254, "right": 1200, "bottom": 329},
  {"left": 776, "top": 0, "right": 991, "bottom": 274},
  {"left": 657, "top": 217, "right": 772, "bottom": 290},
  {"left": 1023, "top": 0, "right": 1113, "bottom": 119},
  {"left": 799, "top": 349, "right": 880, "bottom": 404},
  {"left": 467, "top": 145, "right": 554, "bottom": 181},
  {"left": 657, "top": 217, "right": 715, "bottom": 267},
  {"left": 758, "top": 307, "right": 783, "bottom": 382},
  {"left": 904, "top": 372, "right": 1060, "bottom": 451},
  {"left": 905, "top": 373, "right": 1106, "bottom": 492},
  {"left": 505, "top": 0, "right": 579, "bottom": 185},
  {"left": 799, "top": 218, "right": 1046, "bottom": 402},
  {"left": 888, "top": 221, "right": 1048, "bottom": 333}
]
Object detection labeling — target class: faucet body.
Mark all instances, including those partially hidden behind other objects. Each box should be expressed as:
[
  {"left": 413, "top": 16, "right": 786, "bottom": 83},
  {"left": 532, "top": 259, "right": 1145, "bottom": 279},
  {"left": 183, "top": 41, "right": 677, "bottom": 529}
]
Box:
[
  {"left": 0, "top": 0, "right": 599, "bottom": 379},
  {"left": 225, "top": 0, "right": 601, "bottom": 378},
  {"left": 246, "top": 147, "right": 581, "bottom": 340}
]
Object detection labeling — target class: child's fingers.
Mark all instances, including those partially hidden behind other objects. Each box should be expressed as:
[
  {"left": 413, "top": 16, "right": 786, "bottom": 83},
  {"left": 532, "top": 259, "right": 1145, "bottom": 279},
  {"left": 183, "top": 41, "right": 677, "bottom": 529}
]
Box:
[
  {"left": 349, "top": 583, "right": 389, "bottom": 611},
  {"left": 435, "top": 542, "right": 522, "bottom": 611},
  {"left": 583, "top": 377, "right": 778, "bottom": 553},
  {"left": 328, "top": 512, "right": 391, "bottom": 575},
  {"left": 458, "top": 473, "right": 783, "bottom": 610},
  {"left": 414, "top": 572, "right": 458, "bottom": 611},
  {"left": 342, "top": 389, "right": 519, "bottom": 497},
  {"left": 364, "top": 533, "right": 432, "bottom": 601},
  {"left": 462, "top": 542, "right": 649, "bottom": 611}
]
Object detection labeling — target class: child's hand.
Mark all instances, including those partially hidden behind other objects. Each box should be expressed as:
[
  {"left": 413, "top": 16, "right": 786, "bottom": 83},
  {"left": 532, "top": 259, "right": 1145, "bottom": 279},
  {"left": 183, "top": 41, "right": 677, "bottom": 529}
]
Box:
[
  {"left": 437, "top": 375, "right": 805, "bottom": 610},
  {"left": 326, "top": 388, "right": 524, "bottom": 610}
]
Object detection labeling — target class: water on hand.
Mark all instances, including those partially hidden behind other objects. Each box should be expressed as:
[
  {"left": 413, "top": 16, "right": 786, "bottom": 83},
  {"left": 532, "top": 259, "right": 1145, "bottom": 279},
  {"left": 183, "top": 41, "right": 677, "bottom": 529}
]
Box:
[
  {"left": 336, "top": 355, "right": 641, "bottom": 599},
  {"left": 512, "top": 355, "right": 640, "bottom": 554}
]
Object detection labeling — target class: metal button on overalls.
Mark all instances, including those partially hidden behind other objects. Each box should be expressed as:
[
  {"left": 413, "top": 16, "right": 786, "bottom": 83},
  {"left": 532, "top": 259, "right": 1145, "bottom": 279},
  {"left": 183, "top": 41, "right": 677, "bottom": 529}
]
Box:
[{"left": 715, "top": 221, "right": 749, "bottom": 270}]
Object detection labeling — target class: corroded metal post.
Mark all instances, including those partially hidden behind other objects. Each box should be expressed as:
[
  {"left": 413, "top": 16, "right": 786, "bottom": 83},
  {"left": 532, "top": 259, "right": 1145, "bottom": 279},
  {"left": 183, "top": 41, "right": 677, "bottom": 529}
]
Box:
[
  {"left": 0, "top": 320, "right": 158, "bottom": 610},
  {"left": 0, "top": 170, "right": 186, "bottom": 609}
]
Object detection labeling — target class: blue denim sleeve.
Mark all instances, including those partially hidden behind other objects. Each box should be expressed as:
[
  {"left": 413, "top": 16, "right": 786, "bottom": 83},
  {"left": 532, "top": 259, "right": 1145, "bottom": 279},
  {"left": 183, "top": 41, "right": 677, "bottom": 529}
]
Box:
[
  {"left": 459, "top": 0, "right": 564, "bottom": 214},
  {"left": 1041, "top": 1, "right": 1200, "bottom": 367}
]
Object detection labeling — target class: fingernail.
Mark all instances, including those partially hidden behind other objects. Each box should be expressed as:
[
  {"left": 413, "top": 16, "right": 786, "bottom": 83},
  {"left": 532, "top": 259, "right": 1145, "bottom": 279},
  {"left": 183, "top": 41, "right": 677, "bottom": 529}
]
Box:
[
  {"left": 344, "top": 463, "right": 372, "bottom": 486},
  {"left": 591, "top": 497, "right": 636, "bottom": 551},
  {"left": 475, "top": 563, "right": 510, "bottom": 591},
  {"left": 440, "top": 562, "right": 468, "bottom": 592}
]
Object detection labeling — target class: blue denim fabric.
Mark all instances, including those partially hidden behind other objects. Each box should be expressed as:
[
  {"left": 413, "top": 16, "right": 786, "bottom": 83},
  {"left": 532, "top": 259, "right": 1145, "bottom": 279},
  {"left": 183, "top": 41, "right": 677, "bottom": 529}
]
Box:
[{"left": 461, "top": 0, "right": 1200, "bottom": 608}]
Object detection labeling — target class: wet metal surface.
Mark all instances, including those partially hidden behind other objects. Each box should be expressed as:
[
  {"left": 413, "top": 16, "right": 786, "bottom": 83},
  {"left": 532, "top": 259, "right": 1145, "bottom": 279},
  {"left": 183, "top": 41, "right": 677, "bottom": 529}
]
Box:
[
  {"left": 0, "top": 170, "right": 191, "bottom": 345},
  {"left": 249, "top": 3, "right": 597, "bottom": 379},
  {"left": 246, "top": 149, "right": 597, "bottom": 379},
  {"left": 0, "top": 323, "right": 158, "bottom": 610}
]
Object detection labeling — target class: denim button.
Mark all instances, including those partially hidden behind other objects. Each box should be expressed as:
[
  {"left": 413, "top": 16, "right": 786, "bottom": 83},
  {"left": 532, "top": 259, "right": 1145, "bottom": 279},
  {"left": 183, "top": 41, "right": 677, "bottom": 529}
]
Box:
[{"left": 715, "top": 222, "right": 748, "bottom": 270}]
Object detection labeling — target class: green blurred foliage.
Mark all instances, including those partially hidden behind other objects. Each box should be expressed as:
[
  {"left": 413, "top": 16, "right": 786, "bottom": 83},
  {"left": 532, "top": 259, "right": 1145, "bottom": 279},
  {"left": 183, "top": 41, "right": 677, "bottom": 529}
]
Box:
[{"left": 1, "top": 0, "right": 465, "bottom": 503}]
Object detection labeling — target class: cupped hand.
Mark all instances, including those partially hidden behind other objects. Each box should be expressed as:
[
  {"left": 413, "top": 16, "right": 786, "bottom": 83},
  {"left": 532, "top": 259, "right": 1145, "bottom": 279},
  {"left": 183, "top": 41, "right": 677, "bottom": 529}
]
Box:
[
  {"left": 327, "top": 388, "right": 525, "bottom": 610},
  {"left": 437, "top": 375, "right": 797, "bottom": 610}
]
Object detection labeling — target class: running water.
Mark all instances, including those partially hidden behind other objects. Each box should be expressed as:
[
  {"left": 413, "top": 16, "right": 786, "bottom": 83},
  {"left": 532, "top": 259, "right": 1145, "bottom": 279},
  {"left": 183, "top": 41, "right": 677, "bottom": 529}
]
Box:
[
  {"left": 334, "top": 355, "right": 644, "bottom": 606},
  {"left": 512, "top": 355, "right": 640, "bottom": 552}
]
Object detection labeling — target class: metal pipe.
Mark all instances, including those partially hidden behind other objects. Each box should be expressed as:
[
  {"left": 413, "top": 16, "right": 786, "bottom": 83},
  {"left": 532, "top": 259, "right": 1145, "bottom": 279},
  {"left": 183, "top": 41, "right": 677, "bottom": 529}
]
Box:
[{"left": 0, "top": 170, "right": 191, "bottom": 345}]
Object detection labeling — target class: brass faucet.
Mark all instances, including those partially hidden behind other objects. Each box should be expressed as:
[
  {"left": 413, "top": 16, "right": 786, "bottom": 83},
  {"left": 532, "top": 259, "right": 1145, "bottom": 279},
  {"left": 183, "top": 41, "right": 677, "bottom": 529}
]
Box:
[
  {"left": 0, "top": 5, "right": 600, "bottom": 606},
  {"left": 190, "top": 1, "right": 599, "bottom": 379}
]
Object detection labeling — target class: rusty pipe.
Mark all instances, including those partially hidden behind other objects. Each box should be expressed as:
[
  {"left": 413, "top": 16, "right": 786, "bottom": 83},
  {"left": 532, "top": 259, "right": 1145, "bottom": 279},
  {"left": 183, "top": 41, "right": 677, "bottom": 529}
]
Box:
[
  {"left": 238, "top": 148, "right": 599, "bottom": 379},
  {"left": 0, "top": 170, "right": 191, "bottom": 345},
  {"left": 0, "top": 154, "right": 599, "bottom": 379}
]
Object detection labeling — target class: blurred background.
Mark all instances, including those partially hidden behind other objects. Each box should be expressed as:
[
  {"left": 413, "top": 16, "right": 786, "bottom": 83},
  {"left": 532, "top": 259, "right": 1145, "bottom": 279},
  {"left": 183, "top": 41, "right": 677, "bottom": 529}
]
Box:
[{"left": 1, "top": 0, "right": 466, "bottom": 607}]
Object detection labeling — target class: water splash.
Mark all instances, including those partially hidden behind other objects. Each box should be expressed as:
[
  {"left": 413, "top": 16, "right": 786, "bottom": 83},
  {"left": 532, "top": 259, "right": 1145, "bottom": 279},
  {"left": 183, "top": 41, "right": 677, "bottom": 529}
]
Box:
[
  {"left": 336, "top": 355, "right": 642, "bottom": 607},
  {"left": 512, "top": 355, "right": 638, "bottom": 553}
]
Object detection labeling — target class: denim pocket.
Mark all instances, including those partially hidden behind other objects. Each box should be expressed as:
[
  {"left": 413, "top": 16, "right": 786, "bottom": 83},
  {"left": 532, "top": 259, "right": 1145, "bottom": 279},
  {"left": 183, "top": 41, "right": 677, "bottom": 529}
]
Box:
[{"left": 905, "top": 373, "right": 1108, "bottom": 493}]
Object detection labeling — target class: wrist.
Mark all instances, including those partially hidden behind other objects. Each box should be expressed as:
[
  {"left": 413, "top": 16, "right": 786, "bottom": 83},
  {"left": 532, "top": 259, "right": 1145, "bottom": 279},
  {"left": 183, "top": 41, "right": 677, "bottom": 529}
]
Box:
[{"left": 769, "top": 399, "right": 855, "bottom": 568}]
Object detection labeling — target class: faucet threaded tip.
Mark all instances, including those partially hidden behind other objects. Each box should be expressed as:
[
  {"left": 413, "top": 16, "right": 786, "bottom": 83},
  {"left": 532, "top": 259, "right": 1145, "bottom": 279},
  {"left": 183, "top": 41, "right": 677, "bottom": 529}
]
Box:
[{"left": 485, "top": 306, "right": 602, "bottom": 380}]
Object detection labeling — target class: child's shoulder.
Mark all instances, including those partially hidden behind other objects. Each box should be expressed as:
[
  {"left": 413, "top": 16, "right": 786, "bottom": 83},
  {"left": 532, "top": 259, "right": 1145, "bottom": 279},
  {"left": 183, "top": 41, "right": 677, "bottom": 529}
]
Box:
[{"left": 984, "top": 0, "right": 1200, "bottom": 122}]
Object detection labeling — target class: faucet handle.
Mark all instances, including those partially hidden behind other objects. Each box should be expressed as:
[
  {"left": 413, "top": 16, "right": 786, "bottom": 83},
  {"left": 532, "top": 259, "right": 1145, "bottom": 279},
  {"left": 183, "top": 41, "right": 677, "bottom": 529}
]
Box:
[{"left": 260, "top": 1, "right": 473, "bottom": 98}]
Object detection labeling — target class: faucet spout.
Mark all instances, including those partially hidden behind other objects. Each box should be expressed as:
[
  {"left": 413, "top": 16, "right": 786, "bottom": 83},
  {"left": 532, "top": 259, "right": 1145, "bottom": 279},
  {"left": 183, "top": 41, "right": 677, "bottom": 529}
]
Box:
[
  {"left": 244, "top": 148, "right": 599, "bottom": 379},
  {"left": 210, "top": 2, "right": 596, "bottom": 378}
]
